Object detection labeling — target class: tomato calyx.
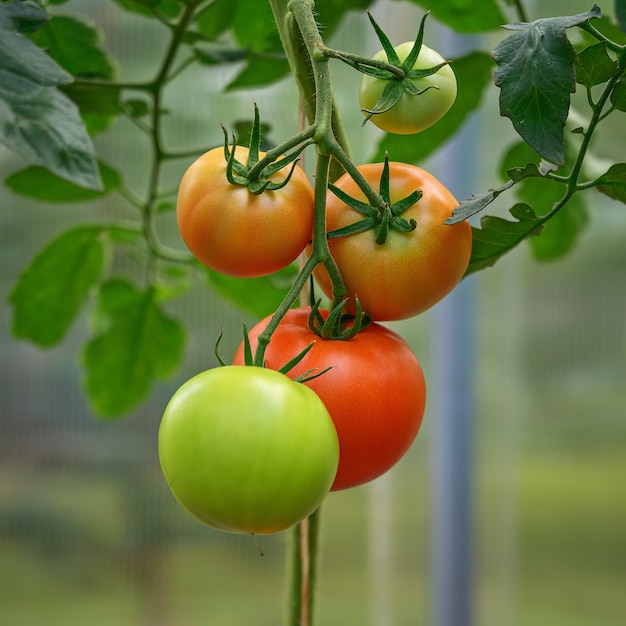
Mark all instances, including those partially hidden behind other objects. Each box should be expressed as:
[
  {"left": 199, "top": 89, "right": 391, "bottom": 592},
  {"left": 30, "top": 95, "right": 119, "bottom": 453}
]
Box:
[
  {"left": 222, "top": 104, "right": 311, "bottom": 195},
  {"left": 327, "top": 154, "right": 420, "bottom": 245},
  {"left": 307, "top": 298, "right": 371, "bottom": 341},
  {"left": 215, "top": 324, "right": 331, "bottom": 384},
  {"left": 359, "top": 12, "right": 452, "bottom": 127}
]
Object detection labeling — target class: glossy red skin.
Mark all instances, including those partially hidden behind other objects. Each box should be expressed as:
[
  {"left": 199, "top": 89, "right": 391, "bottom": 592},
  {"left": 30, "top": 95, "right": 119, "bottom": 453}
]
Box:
[
  {"left": 233, "top": 308, "right": 427, "bottom": 491},
  {"left": 312, "top": 162, "right": 472, "bottom": 321},
  {"left": 176, "top": 146, "right": 314, "bottom": 278}
]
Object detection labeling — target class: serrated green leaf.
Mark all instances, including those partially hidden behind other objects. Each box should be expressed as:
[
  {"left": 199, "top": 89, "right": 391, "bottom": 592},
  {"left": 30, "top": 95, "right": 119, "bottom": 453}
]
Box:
[
  {"left": 492, "top": 7, "right": 601, "bottom": 166},
  {"left": 194, "top": 0, "right": 237, "bottom": 40},
  {"left": 83, "top": 279, "right": 185, "bottom": 417},
  {"left": 593, "top": 162, "right": 626, "bottom": 203},
  {"left": 5, "top": 161, "right": 121, "bottom": 202},
  {"left": 398, "top": 0, "right": 504, "bottom": 33},
  {"left": 30, "top": 15, "right": 116, "bottom": 80},
  {"left": 370, "top": 51, "right": 493, "bottom": 163},
  {"left": 575, "top": 42, "right": 618, "bottom": 88},
  {"left": 466, "top": 203, "right": 545, "bottom": 275},
  {"left": 9, "top": 226, "right": 106, "bottom": 347},
  {"left": 0, "top": 13, "right": 102, "bottom": 190},
  {"left": 226, "top": 55, "right": 290, "bottom": 91},
  {"left": 206, "top": 264, "right": 298, "bottom": 319}
]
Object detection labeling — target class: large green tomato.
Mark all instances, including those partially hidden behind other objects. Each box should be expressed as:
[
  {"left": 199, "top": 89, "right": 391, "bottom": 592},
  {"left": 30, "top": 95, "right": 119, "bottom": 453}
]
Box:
[
  {"left": 359, "top": 42, "right": 457, "bottom": 134},
  {"left": 158, "top": 366, "right": 339, "bottom": 534}
]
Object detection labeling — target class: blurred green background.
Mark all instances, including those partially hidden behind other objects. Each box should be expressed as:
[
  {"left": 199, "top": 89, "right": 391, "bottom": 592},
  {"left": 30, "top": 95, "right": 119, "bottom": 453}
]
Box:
[{"left": 1, "top": 1, "right": 625, "bottom": 625}]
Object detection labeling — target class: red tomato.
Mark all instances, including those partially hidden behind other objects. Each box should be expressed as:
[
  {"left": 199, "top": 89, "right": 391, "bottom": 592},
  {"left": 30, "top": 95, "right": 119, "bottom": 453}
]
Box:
[
  {"left": 312, "top": 162, "right": 471, "bottom": 321},
  {"left": 176, "top": 146, "right": 314, "bottom": 278},
  {"left": 233, "top": 308, "right": 426, "bottom": 491}
]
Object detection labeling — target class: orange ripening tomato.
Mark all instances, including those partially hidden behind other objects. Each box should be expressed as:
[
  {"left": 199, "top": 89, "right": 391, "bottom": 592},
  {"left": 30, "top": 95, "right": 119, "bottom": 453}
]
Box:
[
  {"left": 233, "top": 307, "right": 427, "bottom": 491},
  {"left": 176, "top": 146, "right": 314, "bottom": 278},
  {"left": 312, "top": 162, "right": 471, "bottom": 321}
]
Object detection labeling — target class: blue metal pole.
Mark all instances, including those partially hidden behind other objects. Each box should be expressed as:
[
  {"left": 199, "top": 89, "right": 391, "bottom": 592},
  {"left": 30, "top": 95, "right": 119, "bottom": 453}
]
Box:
[{"left": 429, "top": 30, "right": 479, "bottom": 626}]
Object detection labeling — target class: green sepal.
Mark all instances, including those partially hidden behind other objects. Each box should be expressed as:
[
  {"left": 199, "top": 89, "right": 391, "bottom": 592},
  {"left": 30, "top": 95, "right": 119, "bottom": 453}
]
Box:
[
  {"left": 326, "top": 154, "right": 419, "bottom": 244},
  {"left": 306, "top": 298, "right": 372, "bottom": 341},
  {"left": 221, "top": 103, "right": 311, "bottom": 195}
]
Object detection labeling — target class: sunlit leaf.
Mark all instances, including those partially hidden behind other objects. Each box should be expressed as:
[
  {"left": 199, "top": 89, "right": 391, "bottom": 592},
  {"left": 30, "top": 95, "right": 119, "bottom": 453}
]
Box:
[
  {"left": 9, "top": 226, "right": 106, "bottom": 347},
  {"left": 5, "top": 161, "right": 121, "bottom": 202},
  {"left": 83, "top": 278, "right": 185, "bottom": 417},
  {"left": 30, "top": 15, "right": 116, "bottom": 80}
]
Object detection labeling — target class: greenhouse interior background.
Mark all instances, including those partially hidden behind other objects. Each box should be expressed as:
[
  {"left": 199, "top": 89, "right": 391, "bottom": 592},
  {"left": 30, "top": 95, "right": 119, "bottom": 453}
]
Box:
[{"left": 1, "top": 0, "right": 625, "bottom": 625}]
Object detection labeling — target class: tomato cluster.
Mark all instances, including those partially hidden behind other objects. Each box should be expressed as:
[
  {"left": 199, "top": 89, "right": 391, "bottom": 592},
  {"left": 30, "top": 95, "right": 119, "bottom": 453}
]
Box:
[{"left": 161, "top": 34, "right": 470, "bottom": 534}]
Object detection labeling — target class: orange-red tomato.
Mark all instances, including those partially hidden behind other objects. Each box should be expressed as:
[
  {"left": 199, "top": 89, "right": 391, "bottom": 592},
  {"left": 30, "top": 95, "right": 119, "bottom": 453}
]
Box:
[
  {"left": 176, "top": 146, "right": 314, "bottom": 278},
  {"left": 312, "top": 162, "right": 471, "bottom": 321},
  {"left": 233, "top": 307, "right": 426, "bottom": 491}
]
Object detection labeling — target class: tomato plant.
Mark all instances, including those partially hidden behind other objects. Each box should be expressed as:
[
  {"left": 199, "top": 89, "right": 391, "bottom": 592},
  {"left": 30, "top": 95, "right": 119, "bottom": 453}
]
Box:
[
  {"left": 176, "top": 145, "right": 314, "bottom": 278},
  {"left": 359, "top": 41, "right": 457, "bottom": 135},
  {"left": 158, "top": 365, "right": 339, "bottom": 534},
  {"left": 233, "top": 308, "right": 427, "bottom": 491},
  {"left": 312, "top": 161, "right": 472, "bottom": 321}
]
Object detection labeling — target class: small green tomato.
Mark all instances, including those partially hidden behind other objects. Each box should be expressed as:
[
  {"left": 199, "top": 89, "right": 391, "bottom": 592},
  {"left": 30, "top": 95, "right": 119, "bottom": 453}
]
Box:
[
  {"left": 359, "top": 42, "right": 457, "bottom": 134},
  {"left": 158, "top": 366, "right": 339, "bottom": 534}
]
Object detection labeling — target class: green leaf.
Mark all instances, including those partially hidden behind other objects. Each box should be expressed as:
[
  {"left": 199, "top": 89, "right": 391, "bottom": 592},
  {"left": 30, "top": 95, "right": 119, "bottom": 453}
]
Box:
[
  {"left": 314, "top": 0, "right": 373, "bottom": 38},
  {"left": 5, "top": 161, "right": 121, "bottom": 202},
  {"left": 113, "top": 0, "right": 183, "bottom": 19},
  {"left": 206, "top": 264, "right": 298, "bottom": 319},
  {"left": 593, "top": 162, "right": 626, "bottom": 203},
  {"left": 0, "top": 1, "right": 49, "bottom": 33},
  {"left": 398, "top": 0, "right": 505, "bottom": 33},
  {"left": 226, "top": 55, "right": 290, "bottom": 91},
  {"left": 0, "top": 7, "right": 103, "bottom": 190},
  {"left": 499, "top": 140, "right": 588, "bottom": 260},
  {"left": 194, "top": 0, "right": 237, "bottom": 40},
  {"left": 30, "top": 15, "right": 116, "bottom": 80},
  {"left": 528, "top": 193, "right": 589, "bottom": 261},
  {"left": 466, "top": 203, "right": 545, "bottom": 275},
  {"left": 446, "top": 159, "right": 556, "bottom": 224},
  {"left": 83, "top": 279, "right": 185, "bottom": 417},
  {"left": 370, "top": 51, "right": 493, "bottom": 163},
  {"left": 63, "top": 82, "right": 122, "bottom": 134},
  {"left": 575, "top": 42, "right": 618, "bottom": 88},
  {"left": 232, "top": 0, "right": 281, "bottom": 52},
  {"left": 617, "top": 0, "right": 626, "bottom": 33},
  {"left": 610, "top": 77, "right": 626, "bottom": 111},
  {"left": 492, "top": 6, "right": 601, "bottom": 166},
  {"left": 9, "top": 226, "right": 106, "bottom": 347}
]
